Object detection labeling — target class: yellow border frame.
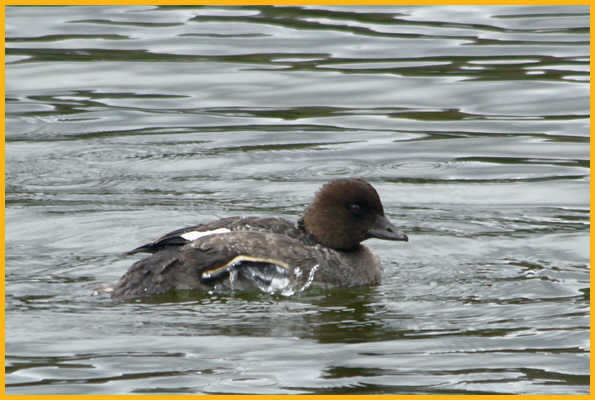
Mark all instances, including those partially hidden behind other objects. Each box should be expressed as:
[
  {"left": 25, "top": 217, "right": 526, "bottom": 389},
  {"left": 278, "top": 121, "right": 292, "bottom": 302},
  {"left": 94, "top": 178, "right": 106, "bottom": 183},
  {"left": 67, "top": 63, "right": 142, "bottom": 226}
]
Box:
[
  {"left": 1, "top": 2, "right": 4, "bottom": 397},
  {"left": 1, "top": 2, "right": 591, "bottom": 398}
]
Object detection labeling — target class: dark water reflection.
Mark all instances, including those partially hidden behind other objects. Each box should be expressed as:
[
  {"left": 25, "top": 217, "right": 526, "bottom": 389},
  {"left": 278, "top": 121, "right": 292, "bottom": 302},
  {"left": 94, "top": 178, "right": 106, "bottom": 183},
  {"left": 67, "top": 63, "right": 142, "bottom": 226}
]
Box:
[{"left": 5, "top": 5, "right": 589, "bottom": 394}]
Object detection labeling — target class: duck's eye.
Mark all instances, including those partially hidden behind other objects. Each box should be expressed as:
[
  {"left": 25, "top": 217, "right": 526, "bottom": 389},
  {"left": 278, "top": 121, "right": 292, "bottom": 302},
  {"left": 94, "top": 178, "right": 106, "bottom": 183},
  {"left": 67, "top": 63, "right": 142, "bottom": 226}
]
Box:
[{"left": 348, "top": 203, "right": 364, "bottom": 217}]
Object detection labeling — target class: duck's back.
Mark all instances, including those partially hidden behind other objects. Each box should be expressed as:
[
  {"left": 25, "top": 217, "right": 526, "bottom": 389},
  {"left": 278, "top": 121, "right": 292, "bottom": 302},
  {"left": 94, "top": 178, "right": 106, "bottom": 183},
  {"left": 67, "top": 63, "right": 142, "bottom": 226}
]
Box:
[{"left": 125, "top": 216, "right": 311, "bottom": 255}]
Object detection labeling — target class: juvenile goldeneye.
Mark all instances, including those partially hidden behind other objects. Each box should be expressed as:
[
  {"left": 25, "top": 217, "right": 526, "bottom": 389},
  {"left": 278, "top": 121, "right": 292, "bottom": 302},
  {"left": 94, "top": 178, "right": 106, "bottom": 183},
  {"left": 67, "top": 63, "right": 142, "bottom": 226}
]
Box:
[{"left": 112, "top": 178, "right": 408, "bottom": 299}]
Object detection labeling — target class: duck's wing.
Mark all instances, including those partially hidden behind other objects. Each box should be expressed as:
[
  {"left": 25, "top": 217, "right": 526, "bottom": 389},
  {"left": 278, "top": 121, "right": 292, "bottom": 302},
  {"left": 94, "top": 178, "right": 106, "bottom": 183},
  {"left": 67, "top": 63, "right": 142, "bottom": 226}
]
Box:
[
  {"left": 113, "top": 231, "right": 310, "bottom": 300},
  {"left": 124, "top": 226, "right": 192, "bottom": 255},
  {"left": 125, "top": 217, "right": 301, "bottom": 255},
  {"left": 124, "top": 217, "right": 242, "bottom": 255}
]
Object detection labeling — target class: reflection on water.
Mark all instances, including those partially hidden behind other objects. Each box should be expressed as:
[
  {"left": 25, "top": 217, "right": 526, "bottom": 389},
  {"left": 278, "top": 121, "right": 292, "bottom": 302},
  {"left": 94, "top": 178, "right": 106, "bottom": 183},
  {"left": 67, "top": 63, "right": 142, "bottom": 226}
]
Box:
[{"left": 5, "top": 5, "right": 589, "bottom": 395}]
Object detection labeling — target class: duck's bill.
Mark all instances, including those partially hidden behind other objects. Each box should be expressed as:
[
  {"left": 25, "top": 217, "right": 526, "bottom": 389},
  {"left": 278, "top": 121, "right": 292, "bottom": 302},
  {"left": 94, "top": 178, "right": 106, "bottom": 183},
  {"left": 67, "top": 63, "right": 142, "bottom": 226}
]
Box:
[{"left": 366, "top": 215, "right": 408, "bottom": 242}]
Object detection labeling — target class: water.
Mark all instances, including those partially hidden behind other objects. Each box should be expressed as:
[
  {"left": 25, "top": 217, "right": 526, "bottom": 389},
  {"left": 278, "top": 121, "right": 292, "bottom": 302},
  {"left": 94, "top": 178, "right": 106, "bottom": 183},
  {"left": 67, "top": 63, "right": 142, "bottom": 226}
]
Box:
[{"left": 5, "top": 5, "right": 589, "bottom": 394}]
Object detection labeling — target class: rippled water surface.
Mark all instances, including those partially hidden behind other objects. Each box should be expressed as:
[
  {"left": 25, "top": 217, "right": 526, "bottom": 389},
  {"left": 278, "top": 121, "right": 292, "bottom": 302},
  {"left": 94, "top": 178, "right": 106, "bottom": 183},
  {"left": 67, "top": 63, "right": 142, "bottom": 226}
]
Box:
[{"left": 5, "top": 5, "right": 590, "bottom": 394}]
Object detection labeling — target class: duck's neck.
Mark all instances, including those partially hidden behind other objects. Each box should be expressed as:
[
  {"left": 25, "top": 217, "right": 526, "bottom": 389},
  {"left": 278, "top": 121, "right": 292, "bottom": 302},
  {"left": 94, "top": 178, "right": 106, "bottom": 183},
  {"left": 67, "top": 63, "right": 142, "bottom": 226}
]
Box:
[
  {"left": 296, "top": 217, "right": 323, "bottom": 246},
  {"left": 297, "top": 217, "right": 361, "bottom": 251}
]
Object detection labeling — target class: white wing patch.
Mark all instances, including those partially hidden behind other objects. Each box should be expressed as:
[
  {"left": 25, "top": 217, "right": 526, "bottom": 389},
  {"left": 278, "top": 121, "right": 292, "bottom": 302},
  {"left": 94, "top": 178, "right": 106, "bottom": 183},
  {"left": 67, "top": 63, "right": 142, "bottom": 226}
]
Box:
[{"left": 180, "top": 227, "right": 231, "bottom": 241}]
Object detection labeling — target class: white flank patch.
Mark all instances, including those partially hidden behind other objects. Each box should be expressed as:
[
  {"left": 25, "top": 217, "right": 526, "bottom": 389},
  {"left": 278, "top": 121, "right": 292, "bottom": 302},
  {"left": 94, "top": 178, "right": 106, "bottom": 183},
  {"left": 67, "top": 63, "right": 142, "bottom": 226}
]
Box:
[{"left": 181, "top": 227, "right": 231, "bottom": 241}]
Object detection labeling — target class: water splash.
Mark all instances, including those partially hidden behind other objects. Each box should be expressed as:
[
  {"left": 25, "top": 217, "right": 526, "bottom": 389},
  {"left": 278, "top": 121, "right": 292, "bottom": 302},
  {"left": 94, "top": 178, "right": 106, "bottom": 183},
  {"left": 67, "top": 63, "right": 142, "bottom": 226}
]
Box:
[
  {"left": 226, "top": 263, "right": 320, "bottom": 297},
  {"left": 278, "top": 264, "right": 320, "bottom": 297},
  {"left": 299, "top": 264, "right": 319, "bottom": 293}
]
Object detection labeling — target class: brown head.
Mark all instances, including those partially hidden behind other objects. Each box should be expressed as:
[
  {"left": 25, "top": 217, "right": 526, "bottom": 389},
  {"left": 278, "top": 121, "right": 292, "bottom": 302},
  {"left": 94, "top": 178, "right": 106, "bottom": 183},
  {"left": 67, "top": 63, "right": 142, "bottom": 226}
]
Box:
[{"left": 303, "top": 179, "right": 408, "bottom": 250}]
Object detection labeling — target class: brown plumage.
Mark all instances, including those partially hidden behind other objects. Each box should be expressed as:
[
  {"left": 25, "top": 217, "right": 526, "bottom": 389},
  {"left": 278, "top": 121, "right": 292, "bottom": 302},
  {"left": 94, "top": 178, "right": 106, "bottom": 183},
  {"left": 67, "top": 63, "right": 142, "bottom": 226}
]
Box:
[{"left": 111, "top": 179, "right": 408, "bottom": 300}]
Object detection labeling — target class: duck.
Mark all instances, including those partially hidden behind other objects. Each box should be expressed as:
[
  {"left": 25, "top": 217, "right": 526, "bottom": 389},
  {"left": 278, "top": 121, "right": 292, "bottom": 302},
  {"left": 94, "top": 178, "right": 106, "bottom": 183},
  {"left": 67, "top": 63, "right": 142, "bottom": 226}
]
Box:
[{"left": 111, "top": 178, "right": 408, "bottom": 300}]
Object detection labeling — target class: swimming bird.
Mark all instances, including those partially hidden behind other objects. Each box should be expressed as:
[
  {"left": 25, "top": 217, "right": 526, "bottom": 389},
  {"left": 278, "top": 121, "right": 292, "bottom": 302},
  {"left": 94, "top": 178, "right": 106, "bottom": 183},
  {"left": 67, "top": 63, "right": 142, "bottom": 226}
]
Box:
[{"left": 112, "top": 178, "right": 408, "bottom": 299}]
